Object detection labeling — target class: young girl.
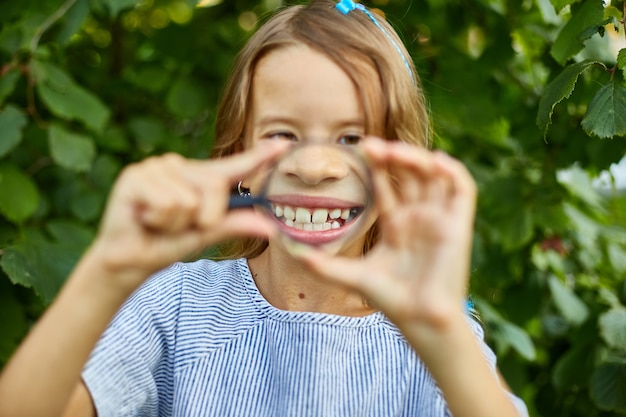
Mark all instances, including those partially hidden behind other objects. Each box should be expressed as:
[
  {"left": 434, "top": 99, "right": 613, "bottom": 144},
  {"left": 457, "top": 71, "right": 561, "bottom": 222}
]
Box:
[{"left": 0, "top": 1, "right": 528, "bottom": 416}]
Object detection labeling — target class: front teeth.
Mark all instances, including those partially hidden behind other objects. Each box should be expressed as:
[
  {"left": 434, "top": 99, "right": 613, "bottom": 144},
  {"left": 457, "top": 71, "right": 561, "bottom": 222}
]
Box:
[
  {"left": 283, "top": 206, "right": 295, "bottom": 220},
  {"left": 272, "top": 204, "right": 359, "bottom": 231},
  {"left": 295, "top": 207, "right": 311, "bottom": 223},
  {"left": 312, "top": 209, "right": 327, "bottom": 224}
]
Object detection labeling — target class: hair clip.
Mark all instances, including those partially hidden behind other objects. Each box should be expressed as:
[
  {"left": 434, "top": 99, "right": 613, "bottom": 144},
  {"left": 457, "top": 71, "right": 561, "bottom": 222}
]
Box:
[
  {"left": 336, "top": 0, "right": 358, "bottom": 14},
  {"left": 335, "top": 0, "right": 414, "bottom": 81}
]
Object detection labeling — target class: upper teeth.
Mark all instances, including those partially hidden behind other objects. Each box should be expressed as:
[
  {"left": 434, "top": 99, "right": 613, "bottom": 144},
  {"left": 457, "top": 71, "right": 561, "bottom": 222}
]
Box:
[{"left": 272, "top": 204, "right": 357, "bottom": 230}]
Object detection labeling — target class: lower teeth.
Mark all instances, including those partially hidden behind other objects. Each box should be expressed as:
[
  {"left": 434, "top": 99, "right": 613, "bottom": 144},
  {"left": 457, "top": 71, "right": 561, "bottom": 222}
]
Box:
[{"left": 283, "top": 219, "right": 342, "bottom": 230}]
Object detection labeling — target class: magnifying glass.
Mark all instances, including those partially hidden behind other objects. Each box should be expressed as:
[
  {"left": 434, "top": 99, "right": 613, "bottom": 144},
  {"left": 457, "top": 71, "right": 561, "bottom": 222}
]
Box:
[{"left": 229, "top": 143, "right": 374, "bottom": 254}]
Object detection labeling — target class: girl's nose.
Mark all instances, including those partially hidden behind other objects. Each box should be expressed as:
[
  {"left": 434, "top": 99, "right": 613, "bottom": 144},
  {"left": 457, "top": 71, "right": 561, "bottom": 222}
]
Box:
[{"left": 278, "top": 144, "right": 350, "bottom": 185}]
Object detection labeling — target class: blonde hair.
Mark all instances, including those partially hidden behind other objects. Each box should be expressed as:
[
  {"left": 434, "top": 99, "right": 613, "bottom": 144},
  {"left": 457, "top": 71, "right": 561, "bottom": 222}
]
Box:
[{"left": 212, "top": 0, "right": 431, "bottom": 259}]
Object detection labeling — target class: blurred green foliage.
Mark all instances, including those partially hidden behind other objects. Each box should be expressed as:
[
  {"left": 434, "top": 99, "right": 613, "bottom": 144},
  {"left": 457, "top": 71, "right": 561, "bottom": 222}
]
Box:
[{"left": 1, "top": 0, "right": 626, "bottom": 415}]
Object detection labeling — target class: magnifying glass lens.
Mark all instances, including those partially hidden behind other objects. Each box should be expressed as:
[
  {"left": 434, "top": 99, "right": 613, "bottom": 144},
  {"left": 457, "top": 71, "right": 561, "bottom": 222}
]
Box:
[
  {"left": 229, "top": 143, "right": 374, "bottom": 254},
  {"left": 261, "top": 144, "right": 373, "bottom": 253}
]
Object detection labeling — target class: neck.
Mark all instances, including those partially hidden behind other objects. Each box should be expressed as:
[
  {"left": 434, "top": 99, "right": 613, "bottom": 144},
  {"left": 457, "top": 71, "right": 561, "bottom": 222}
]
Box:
[{"left": 247, "top": 247, "right": 375, "bottom": 317}]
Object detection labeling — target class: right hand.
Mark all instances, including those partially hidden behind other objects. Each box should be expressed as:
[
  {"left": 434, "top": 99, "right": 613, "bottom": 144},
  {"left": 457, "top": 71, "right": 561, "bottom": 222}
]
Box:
[{"left": 86, "top": 141, "right": 287, "bottom": 293}]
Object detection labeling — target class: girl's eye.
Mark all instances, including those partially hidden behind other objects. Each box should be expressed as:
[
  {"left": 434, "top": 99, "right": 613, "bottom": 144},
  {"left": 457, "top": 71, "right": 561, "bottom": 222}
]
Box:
[
  {"left": 337, "top": 135, "right": 362, "bottom": 146},
  {"left": 266, "top": 132, "right": 298, "bottom": 142}
]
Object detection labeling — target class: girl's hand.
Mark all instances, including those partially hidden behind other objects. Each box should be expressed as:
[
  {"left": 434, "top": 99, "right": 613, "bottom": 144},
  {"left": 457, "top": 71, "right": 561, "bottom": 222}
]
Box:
[
  {"left": 87, "top": 141, "right": 287, "bottom": 293},
  {"left": 295, "top": 137, "right": 477, "bottom": 339}
]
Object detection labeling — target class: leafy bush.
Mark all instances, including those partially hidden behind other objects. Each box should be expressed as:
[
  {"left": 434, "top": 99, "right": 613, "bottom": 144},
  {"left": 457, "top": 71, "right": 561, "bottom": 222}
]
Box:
[{"left": 1, "top": 0, "right": 625, "bottom": 415}]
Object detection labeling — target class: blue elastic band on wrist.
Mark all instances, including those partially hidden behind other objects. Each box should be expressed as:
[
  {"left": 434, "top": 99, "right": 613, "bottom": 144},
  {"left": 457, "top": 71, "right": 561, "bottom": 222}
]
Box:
[{"left": 335, "top": 0, "right": 414, "bottom": 81}]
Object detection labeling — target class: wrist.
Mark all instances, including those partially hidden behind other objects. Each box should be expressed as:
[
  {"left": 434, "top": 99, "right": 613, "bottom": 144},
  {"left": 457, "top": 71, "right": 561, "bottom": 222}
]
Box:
[
  {"left": 68, "top": 243, "right": 151, "bottom": 303},
  {"left": 396, "top": 303, "right": 470, "bottom": 356}
]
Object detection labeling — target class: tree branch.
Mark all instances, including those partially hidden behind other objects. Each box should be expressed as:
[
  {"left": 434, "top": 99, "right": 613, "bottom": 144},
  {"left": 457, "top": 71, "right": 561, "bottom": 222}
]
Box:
[{"left": 29, "top": 0, "right": 79, "bottom": 53}]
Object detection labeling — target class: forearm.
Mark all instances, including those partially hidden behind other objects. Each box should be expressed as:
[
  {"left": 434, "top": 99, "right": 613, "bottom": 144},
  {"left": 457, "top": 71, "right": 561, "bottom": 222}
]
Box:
[
  {"left": 401, "top": 312, "right": 521, "bottom": 417},
  {"left": 0, "top": 250, "right": 135, "bottom": 417}
]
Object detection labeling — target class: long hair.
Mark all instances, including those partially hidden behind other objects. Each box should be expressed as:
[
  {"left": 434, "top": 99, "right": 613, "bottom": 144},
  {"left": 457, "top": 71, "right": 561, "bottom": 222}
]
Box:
[{"left": 212, "top": 0, "right": 431, "bottom": 259}]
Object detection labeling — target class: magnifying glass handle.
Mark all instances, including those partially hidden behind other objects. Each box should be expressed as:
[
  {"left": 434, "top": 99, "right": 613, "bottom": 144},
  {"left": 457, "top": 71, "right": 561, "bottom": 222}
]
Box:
[{"left": 228, "top": 195, "right": 268, "bottom": 210}]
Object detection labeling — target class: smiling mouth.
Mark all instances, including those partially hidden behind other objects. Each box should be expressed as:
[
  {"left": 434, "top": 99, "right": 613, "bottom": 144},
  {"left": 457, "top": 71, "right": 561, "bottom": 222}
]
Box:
[{"left": 270, "top": 203, "right": 363, "bottom": 231}]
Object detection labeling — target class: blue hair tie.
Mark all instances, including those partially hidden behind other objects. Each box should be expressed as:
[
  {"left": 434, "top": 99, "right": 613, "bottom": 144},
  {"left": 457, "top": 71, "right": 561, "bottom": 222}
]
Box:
[{"left": 335, "top": 0, "right": 414, "bottom": 81}]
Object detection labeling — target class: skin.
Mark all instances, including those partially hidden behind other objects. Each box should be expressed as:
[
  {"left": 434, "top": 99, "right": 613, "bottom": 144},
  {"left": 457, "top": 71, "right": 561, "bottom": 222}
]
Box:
[{"left": 0, "top": 45, "right": 520, "bottom": 417}]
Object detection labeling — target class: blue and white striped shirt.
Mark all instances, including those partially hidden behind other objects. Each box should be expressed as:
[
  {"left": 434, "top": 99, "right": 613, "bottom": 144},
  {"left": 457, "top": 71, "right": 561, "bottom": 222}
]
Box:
[{"left": 82, "top": 258, "right": 527, "bottom": 416}]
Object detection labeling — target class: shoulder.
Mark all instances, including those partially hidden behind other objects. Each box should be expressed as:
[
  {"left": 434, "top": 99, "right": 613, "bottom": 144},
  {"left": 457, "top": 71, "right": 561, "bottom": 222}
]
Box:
[
  {"left": 132, "top": 258, "right": 247, "bottom": 304},
  {"left": 110, "top": 258, "right": 249, "bottom": 331}
]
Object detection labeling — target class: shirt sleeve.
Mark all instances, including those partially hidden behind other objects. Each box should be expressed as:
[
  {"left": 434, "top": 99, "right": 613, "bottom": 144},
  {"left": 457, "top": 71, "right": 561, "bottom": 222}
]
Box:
[
  {"left": 467, "top": 317, "right": 529, "bottom": 417},
  {"left": 82, "top": 263, "right": 185, "bottom": 417}
]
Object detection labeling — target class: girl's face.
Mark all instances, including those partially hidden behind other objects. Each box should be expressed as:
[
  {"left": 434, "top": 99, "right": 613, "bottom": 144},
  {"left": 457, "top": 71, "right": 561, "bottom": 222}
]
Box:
[{"left": 245, "top": 45, "right": 377, "bottom": 256}]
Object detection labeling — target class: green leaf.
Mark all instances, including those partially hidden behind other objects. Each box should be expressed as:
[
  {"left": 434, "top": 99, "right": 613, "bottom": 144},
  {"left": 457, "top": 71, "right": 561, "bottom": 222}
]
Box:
[
  {"left": 96, "top": 125, "right": 130, "bottom": 152},
  {"left": 581, "top": 82, "right": 626, "bottom": 139},
  {"left": 577, "top": 17, "right": 620, "bottom": 41},
  {"left": 599, "top": 286, "right": 622, "bottom": 308},
  {"left": 536, "top": 0, "right": 560, "bottom": 24},
  {"left": 556, "top": 165, "right": 604, "bottom": 210},
  {"left": 563, "top": 202, "right": 600, "bottom": 246},
  {"left": 537, "top": 60, "right": 604, "bottom": 138},
  {"left": 165, "top": 77, "right": 209, "bottom": 118},
  {"left": 128, "top": 116, "right": 166, "bottom": 154},
  {"left": 124, "top": 65, "right": 170, "bottom": 93},
  {"left": 0, "top": 278, "right": 29, "bottom": 364},
  {"left": 531, "top": 244, "right": 565, "bottom": 274},
  {"left": 55, "top": 0, "right": 90, "bottom": 44},
  {"left": 599, "top": 307, "right": 626, "bottom": 350},
  {"left": 563, "top": 203, "right": 602, "bottom": 269},
  {"left": 0, "top": 104, "right": 27, "bottom": 158},
  {"left": 33, "top": 60, "right": 110, "bottom": 133},
  {"left": 48, "top": 124, "right": 96, "bottom": 173},
  {"left": 0, "top": 68, "right": 20, "bottom": 105},
  {"left": 0, "top": 163, "right": 40, "bottom": 223},
  {"left": 550, "top": 0, "right": 604, "bottom": 65},
  {"left": 498, "top": 321, "right": 537, "bottom": 361},
  {"left": 45, "top": 219, "right": 94, "bottom": 248},
  {"left": 0, "top": 225, "right": 90, "bottom": 304},
  {"left": 89, "top": 154, "right": 121, "bottom": 189},
  {"left": 604, "top": 5, "right": 623, "bottom": 23},
  {"left": 480, "top": 177, "right": 534, "bottom": 250},
  {"left": 608, "top": 243, "right": 626, "bottom": 275},
  {"left": 70, "top": 186, "right": 105, "bottom": 222},
  {"left": 474, "top": 298, "right": 536, "bottom": 361},
  {"left": 590, "top": 361, "right": 626, "bottom": 412},
  {"left": 499, "top": 206, "right": 534, "bottom": 251},
  {"left": 550, "top": 0, "right": 580, "bottom": 14},
  {"left": 577, "top": 21, "right": 606, "bottom": 42},
  {"left": 618, "top": 48, "right": 626, "bottom": 81},
  {"left": 102, "top": 0, "right": 138, "bottom": 16},
  {"left": 474, "top": 298, "right": 503, "bottom": 322},
  {"left": 552, "top": 343, "right": 596, "bottom": 391},
  {"left": 548, "top": 274, "right": 589, "bottom": 325}
]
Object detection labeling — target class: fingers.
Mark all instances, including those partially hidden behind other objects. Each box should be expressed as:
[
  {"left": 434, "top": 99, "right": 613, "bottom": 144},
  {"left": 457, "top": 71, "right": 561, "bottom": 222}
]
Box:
[
  {"left": 182, "top": 141, "right": 291, "bottom": 229},
  {"left": 362, "top": 137, "right": 476, "bottom": 213},
  {"left": 205, "top": 209, "right": 279, "bottom": 243},
  {"left": 293, "top": 247, "right": 366, "bottom": 290},
  {"left": 128, "top": 154, "right": 202, "bottom": 232},
  {"left": 431, "top": 151, "right": 477, "bottom": 216},
  {"left": 110, "top": 142, "right": 290, "bottom": 239},
  {"left": 184, "top": 140, "right": 290, "bottom": 189},
  {"left": 293, "top": 245, "right": 414, "bottom": 317}
]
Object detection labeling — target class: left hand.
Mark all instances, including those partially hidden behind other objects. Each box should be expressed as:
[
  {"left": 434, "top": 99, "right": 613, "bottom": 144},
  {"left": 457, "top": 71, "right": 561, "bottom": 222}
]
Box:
[{"left": 294, "top": 137, "right": 477, "bottom": 336}]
